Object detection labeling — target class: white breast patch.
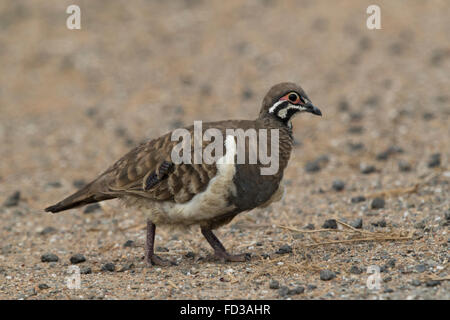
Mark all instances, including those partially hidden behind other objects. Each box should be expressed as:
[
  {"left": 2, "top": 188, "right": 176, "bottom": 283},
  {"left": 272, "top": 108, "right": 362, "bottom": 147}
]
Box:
[{"left": 127, "top": 135, "right": 238, "bottom": 226}]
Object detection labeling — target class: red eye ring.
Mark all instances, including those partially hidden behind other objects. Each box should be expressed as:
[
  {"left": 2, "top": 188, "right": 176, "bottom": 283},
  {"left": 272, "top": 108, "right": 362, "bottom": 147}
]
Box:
[{"left": 280, "top": 92, "right": 301, "bottom": 104}]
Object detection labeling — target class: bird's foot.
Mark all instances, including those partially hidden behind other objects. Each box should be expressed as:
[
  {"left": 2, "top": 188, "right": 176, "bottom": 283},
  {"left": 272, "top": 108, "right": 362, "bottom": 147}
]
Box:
[
  {"left": 146, "top": 255, "right": 176, "bottom": 267},
  {"left": 215, "top": 251, "right": 251, "bottom": 262}
]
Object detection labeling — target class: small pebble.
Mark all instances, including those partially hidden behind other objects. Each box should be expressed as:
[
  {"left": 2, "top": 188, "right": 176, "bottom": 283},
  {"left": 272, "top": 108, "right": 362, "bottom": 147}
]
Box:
[
  {"left": 70, "top": 254, "right": 86, "bottom": 264},
  {"left": 278, "top": 286, "right": 289, "bottom": 297},
  {"left": 288, "top": 286, "right": 305, "bottom": 295},
  {"left": 3, "top": 191, "right": 21, "bottom": 207},
  {"left": 41, "top": 253, "right": 59, "bottom": 263},
  {"left": 72, "top": 180, "right": 86, "bottom": 188},
  {"left": 349, "top": 265, "right": 363, "bottom": 275},
  {"left": 371, "top": 197, "right": 385, "bottom": 209},
  {"left": 427, "top": 153, "right": 441, "bottom": 168},
  {"left": 415, "top": 264, "right": 426, "bottom": 273},
  {"left": 118, "top": 263, "right": 134, "bottom": 272},
  {"left": 304, "top": 223, "right": 315, "bottom": 230},
  {"left": 398, "top": 160, "right": 411, "bottom": 172},
  {"left": 156, "top": 246, "right": 169, "bottom": 252},
  {"left": 269, "top": 280, "right": 280, "bottom": 289},
  {"left": 351, "top": 196, "right": 366, "bottom": 203},
  {"left": 372, "top": 219, "right": 387, "bottom": 227},
  {"left": 320, "top": 270, "right": 336, "bottom": 281},
  {"left": 123, "top": 240, "right": 135, "bottom": 248},
  {"left": 322, "top": 219, "right": 338, "bottom": 229},
  {"left": 80, "top": 267, "right": 92, "bottom": 274},
  {"left": 332, "top": 180, "right": 345, "bottom": 191},
  {"left": 360, "top": 164, "right": 376, "bottom": 174},
  {"left": 83, "top": 203, "right": 101, "bottom": 214},
  {"left": 425, "top": 280, "right": 441, "bottom": 287},
  {"left": 39, "top": 226, "right": 57, "bottom": 235},
  {"left": 410, "top": 280, "right": 421, "bottom": 287},
  {"left": 101, "top": 263, "right": 115, "bottom": 272},
  {"left": 38, "top": 284, "right": 50, "bottom": 290},
  {"left": 305, "top": 155, "right": 329, "bottom": 173},
  {"left": 185, "top": 251, "right": 195, "bottom": 258},
  {"left": 276, "top": 245, "right": 292, "bottom": 254},
  {"left": 350, "top": 218, "right": 363, "bottom": 229}
]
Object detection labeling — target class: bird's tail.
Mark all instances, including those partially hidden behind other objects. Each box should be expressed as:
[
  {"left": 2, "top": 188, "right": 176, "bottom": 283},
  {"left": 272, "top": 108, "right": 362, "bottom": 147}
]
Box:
[{"left": 45, "top": 182, "right": 115, "bottom": 213}]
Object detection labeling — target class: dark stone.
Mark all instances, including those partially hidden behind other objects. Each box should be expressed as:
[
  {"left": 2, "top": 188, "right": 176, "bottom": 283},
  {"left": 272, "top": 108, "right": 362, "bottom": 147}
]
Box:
[
  {"left": 269, "top": 280, "right": 280, "bottom": 289},
  {"left": 338, "top": 99, "right": 350, "bottom": 111},
  {"left": 304, "top": 223, "right": 315, "bottom": 230},
  {"left": 288, "top": 286, "right": 305, "bottom": 295},
  {"left": 278, "top": 286, "right": 289, "bottom": 297},
  {"left": 360, "top": 164, "right": 376, "bottom": 174},
  {"left": 41, "top": 253, "right": 59, "bottom": 263},
  {"left": 276, "top": 245, "right": 292, "bottom": 255},
  {"left": 307, "top": 284, "right": 317, "bottom": 290},
  {"left": 242, "top": 88, "right": 254, "bottom": 100},
  {"left": 347, "top": 142, "right": 365, "bottom": 152},
  {"left": 332, "top": 180, "right": 345, "bottom": 191},
  {"left": 70, "top": 254, "right": 86, "bottom": 264},
  {"left": 38, "top": 283, "right": 50, "bottom": 290},
  {"left": 83, "top": 203, "right": 101, "bottom": 214},
  {"left": 445, "top": 210, "right": 450, "bottom": 221},
  {"left": 156, "top": 246, "right": 169, "bottom": 252},
  {"left": 101, "top": 263, "right": 115, "bottom": 272},
  {"left": 371, "top": 198, "right": 385, "bottom": 209},
  {"left": 123, "top": 240, "right": 135, "bottom": 248},
  {"left": 427, "top": 153, "right": 441, "bottom": 168},
  {"left": 376, "top": 146, "right": 403, "bottom": 161},
  {"left": 3, "top": 191, "right": 20, "bottom": 207},
  {"left": 351, "top": 196, "right": 366, "bottom": 203},
  {"left": 349, "top": 265, "right": 363, "bottom": 274},
  {"left": 47, "top": 181, "right": 62, "bottom": 188},
  {"left": 72, "top": 180, "right": 86, "bottom": 188},
  {"left": 398, "top": 160, "right": 411, "bottom": 172},
  {"left": 305, "top": 155, "right": 329, "bottom": 173},
  {"left": 415, "top": 264, "right": 426, "bottom": 273},
  {"left": 383, "top": 288, "right": 394, "bottom": 293},
  {"left": 414, "top": 220, "right": 426, "bottom": 229},
  {"left": 39, "top": 226, "right": 57, "bottom": 235},
  {"left": 322, "top": 219, "right": 338, "bottom": 229},
  {"left": 185, "top": 251, "right": 195, "bottom": 259},
  {"left": 350, "top": 218, "right": 363, "bottom": 229},
  {"left": 320, "top": 270, "right": 336, "bottom": 281},
  {"left": 118, "top": 263, "right": 134, "bottom": 272},
  {"left": 372, "top": 219, "right": 387, "bottom": 227},
  {"left": 410, "top": 279, "right": 421, "bottom": 287},
  {"left": 348, "top": 126, "right": 364, "bottom": 134},
  {"left": 425, "top": 280, "right": 441, "bottom": 287},
  {"left": 80, "top": 267, "right": 92, "bottom": 274}
]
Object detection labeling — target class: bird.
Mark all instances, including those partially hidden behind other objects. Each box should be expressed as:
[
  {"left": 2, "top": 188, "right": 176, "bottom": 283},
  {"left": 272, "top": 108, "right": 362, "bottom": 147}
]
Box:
[{"left": 45, "top": 82, "right": 322, "bottom": 266}]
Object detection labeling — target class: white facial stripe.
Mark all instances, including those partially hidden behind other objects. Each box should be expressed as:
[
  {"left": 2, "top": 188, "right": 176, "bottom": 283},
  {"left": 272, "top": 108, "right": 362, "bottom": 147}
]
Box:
[
  {"left": 277, "top": 103, "right": 306, "bottom": 119},
  {"left": 269, "top": 100, "right": 286, "bottom": 113}
]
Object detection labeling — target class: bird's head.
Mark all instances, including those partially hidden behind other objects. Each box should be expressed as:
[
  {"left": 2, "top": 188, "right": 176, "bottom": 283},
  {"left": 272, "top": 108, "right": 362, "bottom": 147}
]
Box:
[{"left": 259, "top": 82, "right": 322, "bottom": 126}]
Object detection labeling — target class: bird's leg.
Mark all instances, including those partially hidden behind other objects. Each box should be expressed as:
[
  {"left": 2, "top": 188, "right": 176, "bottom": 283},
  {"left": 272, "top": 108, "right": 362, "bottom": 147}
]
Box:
[
  {"left": 201, "top": 228, "right": 250, "bottom": 262},
  {"left": 145, "top": 220, "right": 174, "bottom": 267}
]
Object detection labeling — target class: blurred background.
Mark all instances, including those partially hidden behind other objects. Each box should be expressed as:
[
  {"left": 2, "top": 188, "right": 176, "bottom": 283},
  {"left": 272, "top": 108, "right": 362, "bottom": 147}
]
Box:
[{"left": 0, "top": 0, "right": 448, "bottom": 299}]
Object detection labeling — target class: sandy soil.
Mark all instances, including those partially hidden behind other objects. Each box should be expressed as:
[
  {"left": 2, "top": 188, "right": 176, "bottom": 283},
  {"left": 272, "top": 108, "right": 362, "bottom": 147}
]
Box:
[{"left": 0, "top": 0, "right": 448, "bottom": 299}]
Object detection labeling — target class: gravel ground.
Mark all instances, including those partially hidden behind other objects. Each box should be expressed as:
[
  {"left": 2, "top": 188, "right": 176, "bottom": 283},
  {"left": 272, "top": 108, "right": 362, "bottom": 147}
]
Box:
[{"left": 0, "top": 0, "right": 449, "bottom": 300}]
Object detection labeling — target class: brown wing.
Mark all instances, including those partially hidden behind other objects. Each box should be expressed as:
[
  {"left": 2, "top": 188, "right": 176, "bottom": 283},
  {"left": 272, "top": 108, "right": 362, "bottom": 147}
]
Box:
[{"left": 98, "top": 127, "right": 218, "bottom": 203}]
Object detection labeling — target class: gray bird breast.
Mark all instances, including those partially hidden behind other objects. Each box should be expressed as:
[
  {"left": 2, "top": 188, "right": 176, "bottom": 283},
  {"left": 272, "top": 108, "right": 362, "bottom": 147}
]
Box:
[{"left": 229, "top": 163, "right": 282, "bottom": 211}]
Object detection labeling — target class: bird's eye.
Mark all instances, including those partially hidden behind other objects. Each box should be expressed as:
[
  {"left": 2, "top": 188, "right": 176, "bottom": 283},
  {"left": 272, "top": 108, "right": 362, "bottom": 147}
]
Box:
[
  {"left": 288, "top": 93, "right": 300, "bottom": 103},
  {"left": 288, "top": 93, "right": 297, "bottom": 101}
]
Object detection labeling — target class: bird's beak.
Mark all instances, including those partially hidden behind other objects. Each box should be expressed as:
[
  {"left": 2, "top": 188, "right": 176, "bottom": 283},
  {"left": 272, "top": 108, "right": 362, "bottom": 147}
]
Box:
[{"left": 304, "top": 102, "right": 322, "bottom": 116}]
